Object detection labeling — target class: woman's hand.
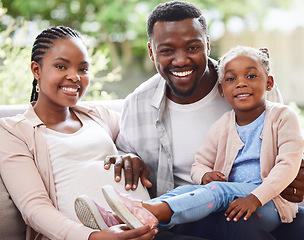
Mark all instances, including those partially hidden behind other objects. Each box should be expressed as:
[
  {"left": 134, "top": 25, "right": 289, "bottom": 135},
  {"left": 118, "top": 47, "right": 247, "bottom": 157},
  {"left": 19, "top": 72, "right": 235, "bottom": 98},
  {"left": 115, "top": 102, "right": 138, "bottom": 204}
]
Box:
[
  {"left": 202, "top": 171, "right": 226, "bottom": 185},
  {"left": 89, "top": 224, "right": 158, "bottom": 240},
  {"left": 280, "top": 159, "right": 304, "bottom": 203},
  {"left": 104, "top": 154, "right": 152, "bottom": 190}
]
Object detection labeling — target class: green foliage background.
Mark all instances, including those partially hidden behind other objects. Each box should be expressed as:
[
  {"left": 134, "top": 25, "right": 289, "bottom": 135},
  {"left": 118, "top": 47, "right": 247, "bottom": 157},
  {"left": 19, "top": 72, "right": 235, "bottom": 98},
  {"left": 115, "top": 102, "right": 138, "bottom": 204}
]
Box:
[
  {"left": 0, "top": 2, "right": 120, "bottom": 104},
  {"left": 0, "top": 22, "right": 31, "bottom": 104},
  {"left": 1, "top": 0, "right": 289, "bottom": 69},
  {"left": 0, "top": 0, "right": 293, "bottom": 104}
]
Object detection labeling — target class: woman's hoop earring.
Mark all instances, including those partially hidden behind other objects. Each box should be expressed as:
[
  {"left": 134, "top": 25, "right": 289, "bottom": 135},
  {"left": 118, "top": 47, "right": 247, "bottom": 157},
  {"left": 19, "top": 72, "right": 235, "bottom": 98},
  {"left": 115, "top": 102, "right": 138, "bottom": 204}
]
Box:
[{"left": 36, "top": 84, "right": 40, "bottom": 93}]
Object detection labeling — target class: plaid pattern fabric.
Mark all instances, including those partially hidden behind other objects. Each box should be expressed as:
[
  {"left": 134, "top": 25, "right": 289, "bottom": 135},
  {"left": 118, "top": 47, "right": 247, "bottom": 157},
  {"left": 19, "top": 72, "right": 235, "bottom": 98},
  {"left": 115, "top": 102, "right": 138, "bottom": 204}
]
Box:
[{"left": 116, "top": 73, "right": 173, "bottom": 198}]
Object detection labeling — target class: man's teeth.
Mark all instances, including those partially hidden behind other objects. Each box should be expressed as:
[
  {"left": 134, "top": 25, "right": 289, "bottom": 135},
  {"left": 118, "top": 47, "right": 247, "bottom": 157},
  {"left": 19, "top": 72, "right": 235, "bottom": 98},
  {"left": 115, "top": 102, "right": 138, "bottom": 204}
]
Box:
[
  {"left": 172, "top": 70, "right": 193, "bottom": 77},
  {"left": 61, "top": 87, "right": 78, "bottom": 92}
]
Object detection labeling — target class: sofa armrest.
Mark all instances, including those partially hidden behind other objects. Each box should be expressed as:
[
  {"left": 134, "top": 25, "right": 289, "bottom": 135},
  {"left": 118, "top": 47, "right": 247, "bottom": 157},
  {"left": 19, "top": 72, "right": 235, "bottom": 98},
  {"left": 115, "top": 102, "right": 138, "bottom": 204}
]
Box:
[
  {"left": 0, "top": 177, "right": 26, "bottom": 240},
  {"left": 0, "top": 99, "right": 124, "bottom": 119}
]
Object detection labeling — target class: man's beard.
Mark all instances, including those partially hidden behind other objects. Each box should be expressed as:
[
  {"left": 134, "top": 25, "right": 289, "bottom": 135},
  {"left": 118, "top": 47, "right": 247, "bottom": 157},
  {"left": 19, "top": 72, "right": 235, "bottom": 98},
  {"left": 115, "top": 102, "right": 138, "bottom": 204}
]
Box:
[{"left": 167, "top": 77, "right": 200, "bottom": 98}]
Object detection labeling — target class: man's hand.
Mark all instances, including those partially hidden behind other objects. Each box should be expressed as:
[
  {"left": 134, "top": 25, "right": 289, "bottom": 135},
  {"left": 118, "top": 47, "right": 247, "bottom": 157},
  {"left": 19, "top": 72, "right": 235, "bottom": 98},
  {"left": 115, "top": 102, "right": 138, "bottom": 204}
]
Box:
[
  {"left": 225, "top": 194, "right": 261, "bottom": 222},
  {"left": 104, "top": 154, "right": 152, "bottom": 190},
  {"left": 202, "top": 171, "right": 226, "bottom": 185},
  {"left": 280, "top": 159, "right": 304, "bottom": 203}
]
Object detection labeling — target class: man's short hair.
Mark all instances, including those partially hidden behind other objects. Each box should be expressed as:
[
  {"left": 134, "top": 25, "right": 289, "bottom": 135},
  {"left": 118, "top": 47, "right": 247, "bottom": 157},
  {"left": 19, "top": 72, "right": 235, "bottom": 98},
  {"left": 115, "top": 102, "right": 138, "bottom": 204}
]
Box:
[{"left": 147, "top": 1, "right": 207, "bottom": 41}]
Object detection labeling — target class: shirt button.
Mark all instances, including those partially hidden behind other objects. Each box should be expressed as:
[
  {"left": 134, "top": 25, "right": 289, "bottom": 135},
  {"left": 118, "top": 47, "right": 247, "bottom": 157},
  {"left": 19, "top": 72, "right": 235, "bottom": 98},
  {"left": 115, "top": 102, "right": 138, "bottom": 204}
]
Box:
[{"left": 282, "top": 216, "right": 285, "bottom": 220}]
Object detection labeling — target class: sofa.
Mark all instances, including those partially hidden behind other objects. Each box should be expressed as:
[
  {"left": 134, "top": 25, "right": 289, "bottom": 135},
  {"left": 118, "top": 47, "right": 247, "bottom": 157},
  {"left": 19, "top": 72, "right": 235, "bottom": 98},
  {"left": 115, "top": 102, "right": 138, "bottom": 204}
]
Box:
[{"left": 0, "top": 100, "right": 124, "bottom": 240}]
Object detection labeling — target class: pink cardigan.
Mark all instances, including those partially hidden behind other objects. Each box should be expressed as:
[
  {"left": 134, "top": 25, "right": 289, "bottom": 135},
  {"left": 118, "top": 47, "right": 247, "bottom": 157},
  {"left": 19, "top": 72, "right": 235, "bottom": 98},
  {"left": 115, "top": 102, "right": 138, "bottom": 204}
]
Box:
[
  {"left": 191, "top": 101, "right": 304, "bottom": 223},
  {"left": 0, "top": 103, "right": 120, "bottom": 240}
]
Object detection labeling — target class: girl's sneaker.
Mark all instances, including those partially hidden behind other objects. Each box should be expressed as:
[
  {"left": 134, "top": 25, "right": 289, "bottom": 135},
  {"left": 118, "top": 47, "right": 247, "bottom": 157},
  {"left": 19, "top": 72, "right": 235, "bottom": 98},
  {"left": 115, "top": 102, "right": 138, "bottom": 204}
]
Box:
[
  {"left": 74, "top": 195, "right": 119, "bottom": 230},
  {"left": 102, "top": 185, "right": 159, "bottom": 230}
]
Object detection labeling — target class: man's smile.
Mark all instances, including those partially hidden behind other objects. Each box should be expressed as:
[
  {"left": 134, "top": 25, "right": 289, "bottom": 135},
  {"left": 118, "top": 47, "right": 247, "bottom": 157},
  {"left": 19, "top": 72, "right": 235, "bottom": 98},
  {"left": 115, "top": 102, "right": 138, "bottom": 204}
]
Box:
[{"left": 171, "top": 70, "right": 193, "bottom": 77}]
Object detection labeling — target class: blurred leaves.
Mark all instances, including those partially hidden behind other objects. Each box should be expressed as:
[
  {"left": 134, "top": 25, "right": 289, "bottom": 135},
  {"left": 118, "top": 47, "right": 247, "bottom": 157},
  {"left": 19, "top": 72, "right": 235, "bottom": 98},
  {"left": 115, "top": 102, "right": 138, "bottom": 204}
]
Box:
[
  {"left": 1, "top": 0, "right": 291, "bottom": 69},
  {"left": 84, "top": 47, "right": 121, "bottom": 101},
  {"left": 0, "top": 1, "right": 120, "bottom": 104},
  {"left": 0, "top": 0, "right": 293, "bottom": 104},
  {"left": 0, "top": 18, "right": 32, "bottom": 104}
]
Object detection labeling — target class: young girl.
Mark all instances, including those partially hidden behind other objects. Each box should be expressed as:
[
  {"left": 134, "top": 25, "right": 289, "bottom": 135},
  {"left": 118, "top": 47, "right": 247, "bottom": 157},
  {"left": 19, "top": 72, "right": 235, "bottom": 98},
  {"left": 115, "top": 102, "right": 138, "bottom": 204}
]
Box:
[
  {"left": 0, "top": 26, "right": 157, "bottom": 240},
  {"left": 79, "top": 46, "right": 304, "bottom": 233}
]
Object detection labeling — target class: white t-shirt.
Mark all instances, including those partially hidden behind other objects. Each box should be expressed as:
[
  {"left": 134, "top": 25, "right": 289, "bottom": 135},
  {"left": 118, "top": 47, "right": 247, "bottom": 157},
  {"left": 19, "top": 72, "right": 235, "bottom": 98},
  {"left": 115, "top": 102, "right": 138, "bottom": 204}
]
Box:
[
  {"left": 167, "top": 83, "right": 231, "bottom": 187},
  {"left": 46, "top": 112, "right": 150, "bottom": 222}
]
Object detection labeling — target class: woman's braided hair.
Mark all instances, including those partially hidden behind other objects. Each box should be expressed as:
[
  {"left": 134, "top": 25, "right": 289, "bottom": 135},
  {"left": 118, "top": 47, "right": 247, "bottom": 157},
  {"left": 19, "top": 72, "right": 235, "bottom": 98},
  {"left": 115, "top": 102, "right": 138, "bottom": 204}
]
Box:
[{"left": 30, "top": 26, "right": 81, "bottom": 102}]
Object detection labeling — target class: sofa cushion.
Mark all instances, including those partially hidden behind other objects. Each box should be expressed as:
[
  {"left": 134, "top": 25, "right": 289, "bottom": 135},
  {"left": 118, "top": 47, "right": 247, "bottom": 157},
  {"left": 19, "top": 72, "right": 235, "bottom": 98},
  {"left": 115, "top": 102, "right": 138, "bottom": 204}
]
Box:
[
  {"left": 0, "top": 104, "right": 27, "bottom": 118},
  {"left": 0, "top": 177, "right": 26, "bottom": 240}
]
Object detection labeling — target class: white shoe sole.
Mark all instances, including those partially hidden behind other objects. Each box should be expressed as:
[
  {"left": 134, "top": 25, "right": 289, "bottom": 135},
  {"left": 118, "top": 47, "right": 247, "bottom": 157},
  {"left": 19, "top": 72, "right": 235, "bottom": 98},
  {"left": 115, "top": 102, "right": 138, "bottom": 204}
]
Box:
[
  {"left": 102, "top": 185, "right": 143, "bottom": 229},
  {"left": 74, "top": 195, "right": 108, "bottom": 230}
]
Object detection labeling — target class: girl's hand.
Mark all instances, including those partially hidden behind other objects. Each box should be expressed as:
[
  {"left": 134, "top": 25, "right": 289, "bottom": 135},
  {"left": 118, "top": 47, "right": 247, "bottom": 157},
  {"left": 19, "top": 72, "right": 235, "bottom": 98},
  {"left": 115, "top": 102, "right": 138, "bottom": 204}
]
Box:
[
  {"left": 202, "top": 171, "right": 226, "bottom": 185},
  {"left": 89, "top": 224, "right": 158, "bottom": 240},
  {"left": 225, "top": 194, "right": 261, "bottom": 222}
]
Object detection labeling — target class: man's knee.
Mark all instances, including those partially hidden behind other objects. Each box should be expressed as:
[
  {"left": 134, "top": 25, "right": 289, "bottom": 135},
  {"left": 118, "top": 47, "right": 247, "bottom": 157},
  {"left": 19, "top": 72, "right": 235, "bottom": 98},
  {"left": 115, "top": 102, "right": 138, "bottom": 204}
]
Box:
[
  {"left": 169, "top": 211, "right": 275, "bottom": 240},
  {"left": 154, "top": 228, "right": 207, "bottom": 240}
]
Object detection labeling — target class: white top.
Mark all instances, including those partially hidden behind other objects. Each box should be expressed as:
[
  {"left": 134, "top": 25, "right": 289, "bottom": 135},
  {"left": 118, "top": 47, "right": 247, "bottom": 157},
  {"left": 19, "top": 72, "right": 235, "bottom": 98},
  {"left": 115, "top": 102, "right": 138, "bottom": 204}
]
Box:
[
  {"left": 167, "top": 83, "right": 232, "bottom": 187},
  {"left": 46, "top": 112, "right": 150, "bottom": 222}
]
